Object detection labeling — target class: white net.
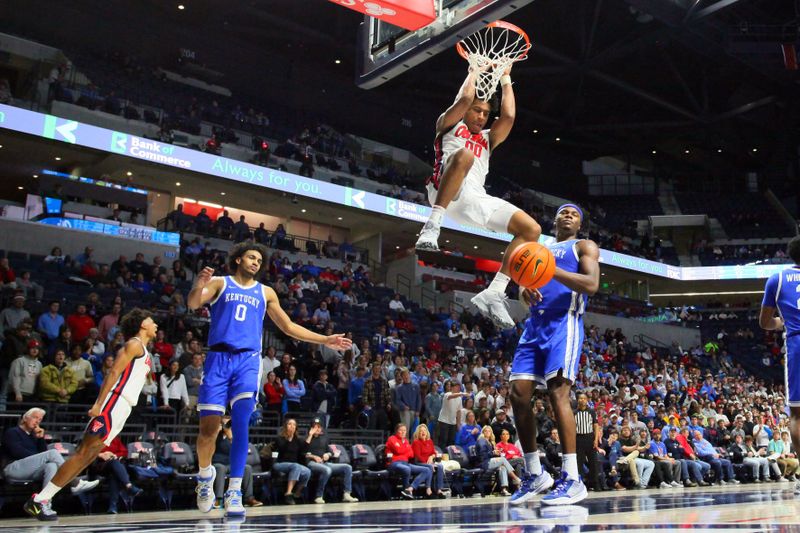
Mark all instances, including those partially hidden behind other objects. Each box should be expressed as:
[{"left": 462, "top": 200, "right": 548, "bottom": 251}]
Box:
[{"left": 457, "top": 21, "right": 531, "bottom": 101}]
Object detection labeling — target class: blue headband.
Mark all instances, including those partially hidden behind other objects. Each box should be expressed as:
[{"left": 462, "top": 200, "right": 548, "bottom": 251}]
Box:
[{"left": 556, "top": 203, "right": 583, "bottom": 220}]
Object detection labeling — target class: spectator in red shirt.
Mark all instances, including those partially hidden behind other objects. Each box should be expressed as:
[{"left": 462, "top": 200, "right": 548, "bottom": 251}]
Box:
[
  {"left": 426, "top": 333, "right": 442, "bottom": 354},
  {"left": 263, "top": 371, "right": 285, "bottom": 413},
  {"left": 385, "top": 423, "right": 432, "bottom": 499},
  {"left": 152, "top": 329, "right": 174, "bottom": 369},
  {"left": 0, "top": 257, "right": 16, "bottom": 288},
  {"left": 90, "top": 436, "right": 142, "bottom": 514},
  {"left": 411, "top": 424, "right": 448, "bottom": 497},
  {"left": 66, "top": 304, "right": 95, "bottom": 343}
]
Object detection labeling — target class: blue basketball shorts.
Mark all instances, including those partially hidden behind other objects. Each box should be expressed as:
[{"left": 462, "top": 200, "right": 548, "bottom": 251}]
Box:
[
  {"left": 198, "top": 350, "right": 262, "bottom": 415},
  {"left": 786, "top": 336, "right": 800, "bottom": 407},
  {"left": 511, "top": 309, "right": 584, "bottom": 388}
]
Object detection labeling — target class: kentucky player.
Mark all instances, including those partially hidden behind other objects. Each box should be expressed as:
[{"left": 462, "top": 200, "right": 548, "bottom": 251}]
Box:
[
  {"left": 759, "top": 236, "right": 800, "bottom": 493},
  {"left": 415, "top": 65, "right": 542, "bottom": 330},
  {"left": 24, "top": 308, "right": 157, "bottom": 521},
  {"left": 508, "top": 204, "right": 599, "bottom": 506},
  {"left": 188, "top": 243, "right": 351, "bottom": 517}
]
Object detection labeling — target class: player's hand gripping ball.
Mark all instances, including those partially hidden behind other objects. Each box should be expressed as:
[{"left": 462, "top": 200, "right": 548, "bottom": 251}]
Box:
[{"left": 508, "top": 242, "right": 555, "bottom": 290}]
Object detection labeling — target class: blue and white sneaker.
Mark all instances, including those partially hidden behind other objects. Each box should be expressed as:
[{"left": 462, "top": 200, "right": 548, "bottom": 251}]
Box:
[
  {"left": 510, "top": 470, "right": 554, "bottom": 506},
  {"left": 224, "top": 489, "right": 245, "bottom": 517},
  {"left": 541, "top": 473, "right": 587, "bottom": 506},
  {"left": 196, "top": 469, "right": 216, "bottom": 513}
]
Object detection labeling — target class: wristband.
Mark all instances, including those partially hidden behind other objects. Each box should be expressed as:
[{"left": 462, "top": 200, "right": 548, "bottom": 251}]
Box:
[{"left": 500, "top": 75, "right": 512, "bottom": 87}]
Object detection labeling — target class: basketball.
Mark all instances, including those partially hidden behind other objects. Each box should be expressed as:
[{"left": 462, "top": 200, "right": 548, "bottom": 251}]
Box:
[{"left": 508, "top": 242, "right": 555, "bottom": 290}]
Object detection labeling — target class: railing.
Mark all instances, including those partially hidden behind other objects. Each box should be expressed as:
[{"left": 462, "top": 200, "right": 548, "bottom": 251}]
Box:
[
  {"left": 420, "top": 285, "right": 438, "bottom": 310},
  {"left": 633, "top": 333, "right": 669, "bottom": 350},
  {"left": 396, "top": 273, "right": 411, "bottom": 300}
]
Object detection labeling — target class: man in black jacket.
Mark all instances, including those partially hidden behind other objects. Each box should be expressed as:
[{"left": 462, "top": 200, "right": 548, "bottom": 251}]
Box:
[
  {"left": 491, "top": 408, "right": 516, "bottom": 443},
  {"left": 663, "top": 427, "right": 709, "bottom": 487},
  {"left": 304, "top": 417, "right": 358, "bottom": 504}
]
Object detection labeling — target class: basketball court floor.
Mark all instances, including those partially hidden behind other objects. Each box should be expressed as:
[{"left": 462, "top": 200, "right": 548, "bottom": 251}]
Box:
[{"left": 1, "top": 484, "right": 799, "bottom": 532}]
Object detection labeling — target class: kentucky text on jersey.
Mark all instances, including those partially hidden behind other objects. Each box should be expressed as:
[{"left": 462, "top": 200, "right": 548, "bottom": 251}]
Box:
[
  {"left": 209, "top": 276, "right": 267, "bottom": 352},
  {"left": 223, "top": 292, "right": 262, "bottom": 308}
]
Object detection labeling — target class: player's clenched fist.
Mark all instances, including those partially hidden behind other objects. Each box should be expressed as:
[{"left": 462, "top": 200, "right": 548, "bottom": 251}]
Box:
[{"left": 194, "top": 266, "right": 215, "bottom": 289}]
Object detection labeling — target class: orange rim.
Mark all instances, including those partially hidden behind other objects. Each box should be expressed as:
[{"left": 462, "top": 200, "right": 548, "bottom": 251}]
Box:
[{"left": 456, "top": 20, "right": 531, "bottom": 61}]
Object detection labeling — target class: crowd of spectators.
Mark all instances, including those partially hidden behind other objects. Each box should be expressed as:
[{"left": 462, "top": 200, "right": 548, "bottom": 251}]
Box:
[{"left": 0, "top": 217, "right": 792, "bottom": 512}]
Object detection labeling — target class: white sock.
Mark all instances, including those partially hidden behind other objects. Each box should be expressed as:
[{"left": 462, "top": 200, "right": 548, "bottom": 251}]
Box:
[
  {"left": 228, "top": 477, "right": 242, "bottom": 491},
  {"left": 198, "top": 465, "right": 214, "bottom": 480},
  {"left": 525, "top": 452, "right": 542, "bottom": 475},
  {"left": 563, "top": 453, "right": 579, "bottom": 481},
  {"left": 488, "top": 272, "right": 511, "bottom": 294},
  {"left": 425, "top": 205, "right": 446, "bottom": 230},
  {"left": 35, "top": 482, "right": 61, "bottom": 502}
]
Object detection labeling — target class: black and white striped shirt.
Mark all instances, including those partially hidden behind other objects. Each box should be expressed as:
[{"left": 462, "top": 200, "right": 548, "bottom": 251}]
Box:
[{"left": 574, "top": 408, "right": 597, "bottom": 436}]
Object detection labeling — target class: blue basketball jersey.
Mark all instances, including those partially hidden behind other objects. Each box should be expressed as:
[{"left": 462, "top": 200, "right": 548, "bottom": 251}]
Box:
[
  {"left": 535, "top": 239, "right": 587, "bottom": 315},
  {"left": 762, "top": 266, "right": 800, "bottom": 337},
  {"left": 208, "top": 276, "right": 267, "bottom": 352}
]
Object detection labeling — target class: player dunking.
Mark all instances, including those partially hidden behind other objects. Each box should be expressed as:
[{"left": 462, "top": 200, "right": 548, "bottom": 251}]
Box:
[
  {"left": 188, "top": 243, "right": 351, "bottom": 517},
  {"left": 507, "top": 204, "right": 599, "bottom": 506},
  {"left": 759, "top": 236, "right": 800, "bottom": 494},
  {"left": 415, "top": 66, "right": 542, "bottom": 329},
  {"left": 24, "top": 308, "right": 158, "bottom": 520}
]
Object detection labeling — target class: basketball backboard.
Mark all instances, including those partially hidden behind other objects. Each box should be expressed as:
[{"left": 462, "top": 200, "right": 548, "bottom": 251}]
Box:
[{"left": 356, "top": 0, "right": 534, "bottom": 89}]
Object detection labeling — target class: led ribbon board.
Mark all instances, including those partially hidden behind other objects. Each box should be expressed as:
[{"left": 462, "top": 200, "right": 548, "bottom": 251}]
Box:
[{"left": 0, "top": 104, "right": 788, "bottom": 281}]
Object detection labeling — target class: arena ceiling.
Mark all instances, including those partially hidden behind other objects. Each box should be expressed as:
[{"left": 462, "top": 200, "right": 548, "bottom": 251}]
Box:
[{"left": 4, "top": 0, "right": 800, "bottom": 189}]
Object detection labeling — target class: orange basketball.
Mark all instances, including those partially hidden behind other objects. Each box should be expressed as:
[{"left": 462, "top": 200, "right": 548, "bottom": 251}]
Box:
[{"left": 508, "top": 242, "right": 555, "bottom": 290}]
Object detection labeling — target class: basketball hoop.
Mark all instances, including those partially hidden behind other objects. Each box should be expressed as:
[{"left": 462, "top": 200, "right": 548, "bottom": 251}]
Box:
[{"left": 456, "top": 20, "right": 531, "bottom": 101}]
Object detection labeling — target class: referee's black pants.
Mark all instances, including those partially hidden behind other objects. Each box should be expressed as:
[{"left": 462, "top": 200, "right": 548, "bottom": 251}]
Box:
[{"left": 576, "top": 434, "right": 600, "bottom": 490}]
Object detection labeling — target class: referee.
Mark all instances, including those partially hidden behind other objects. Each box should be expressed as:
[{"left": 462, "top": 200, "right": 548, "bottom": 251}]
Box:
[{"left": 574, "top": 392, "right": 601, "bottom": 490}]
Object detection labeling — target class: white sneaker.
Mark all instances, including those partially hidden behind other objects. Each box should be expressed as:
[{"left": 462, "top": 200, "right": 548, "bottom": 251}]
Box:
[
  {"left": 471, "top": 289, "right": 515, "bottom": 329},
  {"left": 659, "top": 481, "right": 670, "bottom": 489},
  {"left": 342, "top": 492, "right": 359, "bottom": 503},
  {"left": 510, "top": 470, "right": 554, "bottom": 506},
  {"left": 670, "top": 481, "right": 682, "bottom": 488},
  {"left": 313, "top": 496, "right": 326, "bottom": 504},
  {"left": 223, "top": 490, "right": 245, "bottom": 517},
  {"left": 71, "top": 479, "right": 100, "bottom": 494},
  {"left": 415, "top": 223, "right": 440, "bottom": 252},
  {"left": 730, "top": 479, "right": 741, "bottom": 484},
  {"left": 541, "top": 474, "right": 588, "bottom": 506},
  {"left": 196, "top": 469, "right": 217, "bottom": 513}
]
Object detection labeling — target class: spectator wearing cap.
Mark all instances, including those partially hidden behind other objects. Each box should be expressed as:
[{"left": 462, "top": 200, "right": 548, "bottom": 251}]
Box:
[
  {"left": 312, "top": 369, "right": 337, "bottom": 415},
  {"left": 305, "top": 417, "right": 358, "bottom": 503},
  {"left": 665, "top": 427, "right": 708, "bottom": 486},
  {"left": 38, "top": 348, "right": 77, "bottom": 403},
  {"left": 37, "top": 301, "right": 65, "bottom": 344},
  {"left": 693, "top": 430, "right": 738, "bottom": 485},
  {"left": 491, "top": 407, "right": 516, "bottom": 443},
  {"left": 649, "top": 428, "right": 682, "bottom": 488},
  {"left": 0, "top": 319, "right": 33, "bottom": 405},
  {"left": 9, "top": 339, "right": 42, "bottom": 402},
  {"left": 0, "top": 293, "right": 31, "bottom": 335}
]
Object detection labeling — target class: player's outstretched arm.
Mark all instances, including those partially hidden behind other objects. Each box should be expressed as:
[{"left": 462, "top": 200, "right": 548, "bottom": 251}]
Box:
[
  {"left": 488, "top": 65, "right": 515, "bottom": 150},
  {"left": 436, "top": 69, "right": 478, "bottom": 135},
  {"left": 552, "top": 240, "right": 601, "bottom": 296},
  {"left": 187, "top": 267, "right": 223, "bottom": 311},
  {"left": 264, "top": 286, "right": 353, "bottom": 351},
  {"left": 88, "top": 339, "right": 143, "bottom": 418}
]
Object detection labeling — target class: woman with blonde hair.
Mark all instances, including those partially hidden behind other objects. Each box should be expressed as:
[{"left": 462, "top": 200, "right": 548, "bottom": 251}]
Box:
[
  {"left": 412, "top": 423, "right": 449, "bottom": 497},
  {"left": 475, "top": 425, "right": 520, "bottom": 496}
]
